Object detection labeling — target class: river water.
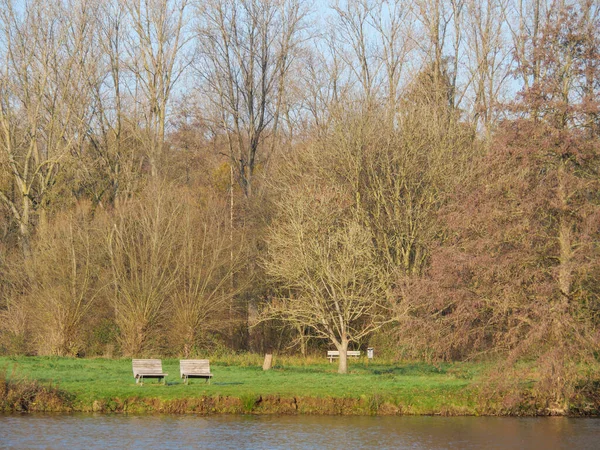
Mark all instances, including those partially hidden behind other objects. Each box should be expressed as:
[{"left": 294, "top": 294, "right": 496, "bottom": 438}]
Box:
[{"left": 1, "top": 414, "right": 599, "bottom": 449}]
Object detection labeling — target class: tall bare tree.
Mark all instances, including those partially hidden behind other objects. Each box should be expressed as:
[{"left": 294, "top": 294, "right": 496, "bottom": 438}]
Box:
[
  {"left": 300, "top": 36, "right": 349, "bottom": 135},
  {"left": 26, "top": 208, "right": 99, "bottom": 356},
  {"left": 330, "top": 0, "right": 379, "bottom": 102},
  {"left": 264, "top": 171, "right": 393, "bottom": 374},
  {"left": 507, "top": 0, "right": 551, "bottom": 93},
  {"left": 195, "top": 0, "right": 308, "bottom": 197},
  {"left": 125, "top": 0, "right": 190, "bottom": 178},
  {"left": 464, "top": 0, "right": 512, "bottom": 135},
  {"left": 263, "top": 105, "right": 404, "bottom": 373},
  {"left": 79, "top": 0, "right": 141, "bottom": 208},
  {"left": 107, "top": 183, "right": 181, "bottom": 356},
  {"left": 370, "top": 0, "right": 415, "bottom": 111},
  {"left": 0, "top": 0, "right": 94, "bottom": 256},
  {"left": 359, "top": 93, "right": 472, "bottom": 276},
  {"left": 413, "top": 0, "right": 452, "bottom": 90},
  {"left": 171, "top": 192, "right": 246, "bottom": 357}
]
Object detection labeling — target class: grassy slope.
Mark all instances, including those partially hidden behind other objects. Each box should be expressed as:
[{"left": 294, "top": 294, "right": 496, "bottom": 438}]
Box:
[{"left": 1, "top": 356, "right": 484, "bottom": 414}]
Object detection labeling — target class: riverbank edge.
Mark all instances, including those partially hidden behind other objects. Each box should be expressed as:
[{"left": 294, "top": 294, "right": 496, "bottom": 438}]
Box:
[
  {"left": 3, "top": 385, "right": 599, "bottom": 417},
  {"left": 82, "top": 393, "right": 600, "bottom": 417}
]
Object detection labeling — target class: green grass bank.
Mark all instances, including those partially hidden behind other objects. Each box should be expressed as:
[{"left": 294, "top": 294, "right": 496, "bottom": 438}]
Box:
[{"left": 1, "top": 356, "right": 598, "bottom": 416}]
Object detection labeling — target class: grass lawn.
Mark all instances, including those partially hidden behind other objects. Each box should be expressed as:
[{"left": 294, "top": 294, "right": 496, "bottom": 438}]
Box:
[{"left": 0, "top": 355, "right": 487, "bottom": 414}]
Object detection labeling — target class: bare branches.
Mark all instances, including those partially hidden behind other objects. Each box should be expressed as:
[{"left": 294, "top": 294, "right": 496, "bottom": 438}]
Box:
[
  {"left": 194, "top": 0, "right": 308, "bottom": 197},
  {"left": 108, "top": 183, "right": 182, "bottom": 356},
  {"left": 26, "top": 210, "right": 100, "bottom": 356},
  {"left": 0, "top": 0, "right": 94, "bottom": 256},
  {"left": 124, "top": 0, "right": 191, "bottom": 178},
  {"left": 263, "top": 110, "right": 396, "bottom": 373},
  {"left": 171, "top": 192, "right": 247, "bottom": 356}
]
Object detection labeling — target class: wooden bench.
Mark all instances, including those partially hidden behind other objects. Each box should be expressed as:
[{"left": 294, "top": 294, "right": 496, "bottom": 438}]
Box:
[
  {"left": 132, "top": 359, "right": 167, "bottom": 385},
  {"left": 180, "top": 359, "right": 213, "bottom": 384},
  {"left": 327, "top": 350, "right": 361, "bottom": 363}
]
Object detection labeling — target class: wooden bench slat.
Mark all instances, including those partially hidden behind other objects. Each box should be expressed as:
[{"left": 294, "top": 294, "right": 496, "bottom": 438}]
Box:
[
  {"left": 132, "top": 359, "right": 167, "bottom": 384},
  {"left": 326, "top": 350, "right": 361, "bottom": 363},
  {"left": 180, "top": 359, "right": 213, "bottom": 384}
]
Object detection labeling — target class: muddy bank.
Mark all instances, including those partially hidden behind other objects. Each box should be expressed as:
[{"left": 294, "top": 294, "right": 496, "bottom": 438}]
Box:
[
  {"left": 0, "top": 377, "right": 73, "bottom": 413},
  {"left": 3, "top": 390, "right": 599, "bottom": 417},
  {"left": 81, "top": 394, "right": 600, "bottom": 416},
  {"left": 2, "top": 375, "right": 599, "bottom": 416}
]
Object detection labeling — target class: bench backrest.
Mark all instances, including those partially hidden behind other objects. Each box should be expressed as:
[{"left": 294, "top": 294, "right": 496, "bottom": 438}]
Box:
[
  {"left": 180, "top": 359, "right": 211, "bottom": 376},
  {"left": 327, "top": 350, "right": 361, "bottom": 356},
  {"left": 132, "top": 359, "right": 163, "bottom": 376}
]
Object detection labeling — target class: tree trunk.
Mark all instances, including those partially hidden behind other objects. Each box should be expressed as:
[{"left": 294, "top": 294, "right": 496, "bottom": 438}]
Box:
[
  {"left": 295, "top": 323, "right": 307, "bottom": 357},
  {"left": 557, "top": 161, "right": 572, "bottom": 298},
  {"left": 299, "top": 326, "right": 306, "bottom": 358},
  {"left": 20, "top": 194, "right": 31, "bottom": 259},
  {"left": 337, "top": 338, "right": 349, "bottom": 374}
]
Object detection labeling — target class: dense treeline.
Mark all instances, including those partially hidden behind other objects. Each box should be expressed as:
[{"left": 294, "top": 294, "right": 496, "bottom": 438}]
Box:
[{"left": 0, "top": 0, "right": 599, "bottom": 402}]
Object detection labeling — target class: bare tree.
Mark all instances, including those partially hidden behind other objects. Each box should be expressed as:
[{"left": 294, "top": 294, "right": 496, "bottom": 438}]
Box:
[
  {"left": 330, "top": 0, "right": 379, "bottom": 102},
  {"left": 107, "top": 183, "right": 181, "bottom": 356},
  {"left": 411, "top": 0, "right": 468, "bottom": 109},
  {"left": 507, "top": 0, "right": 551, "bottom": 93},
  {"left": 195, "top": 0, "right": 308, "bottom": 197},
  {"left": 0, "top": 0, "right": 95, "bottom": 256},
  {"left": 79, "top": 0, "right": 141, "bottom": 208},
  {"left": 370, "top": 0, "right": 415, "bottom": 111},
  {"left": 171, "top": 192, "right": 246, "bottom": 357},
  {"left": 264, "top": 180, "right": 392, "bottom": 374},
  {"left": 125, "top": 0, "right": 190, "bottom": 178},
  {"left": 26, "top": 208, "right": 99, "bottom": 356},
  {"left": 464, "top": 0, "right": 512, "bottom": 135},
  {"left": 300, "top": 36, "right": 350, "bottom": 135},
  {"left": 413, "top": 0, "right": 453, "bottom": 90},
  {"left": 263, "top": 106, "right": 399, "bottom": 374},
  {"left": 327, "top": 0, "right": 415, "bottom": 113},
  {"left": 359, "top": 98, "right": 472, "bottom": 276}
]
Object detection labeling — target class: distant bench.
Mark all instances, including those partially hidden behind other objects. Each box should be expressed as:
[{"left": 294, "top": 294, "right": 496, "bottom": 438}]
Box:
[
  {"left": 180, "top": 359, "right": 213, "bottom": 384},
  {"left": 327, "top": 350, "right": 361, "bottom": 363},
  {"left": 132, "top": 359, "right": 167, "bottom": 385}
]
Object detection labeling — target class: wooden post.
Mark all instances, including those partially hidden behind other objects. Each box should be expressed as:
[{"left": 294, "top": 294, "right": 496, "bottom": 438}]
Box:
[{"left": 262, "top": 353, "right": 273, "bottom": 371}]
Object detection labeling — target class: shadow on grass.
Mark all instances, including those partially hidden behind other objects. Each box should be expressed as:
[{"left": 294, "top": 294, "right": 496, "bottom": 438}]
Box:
[
  {"left": 133, "top": 381, "right": 244, "bottom": 387},
  {"left": 273, "top": 365, "right": 337, "bottom": 374},
  {"left": 371, "top": 364, "right": 448, "bottom": 376}
]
